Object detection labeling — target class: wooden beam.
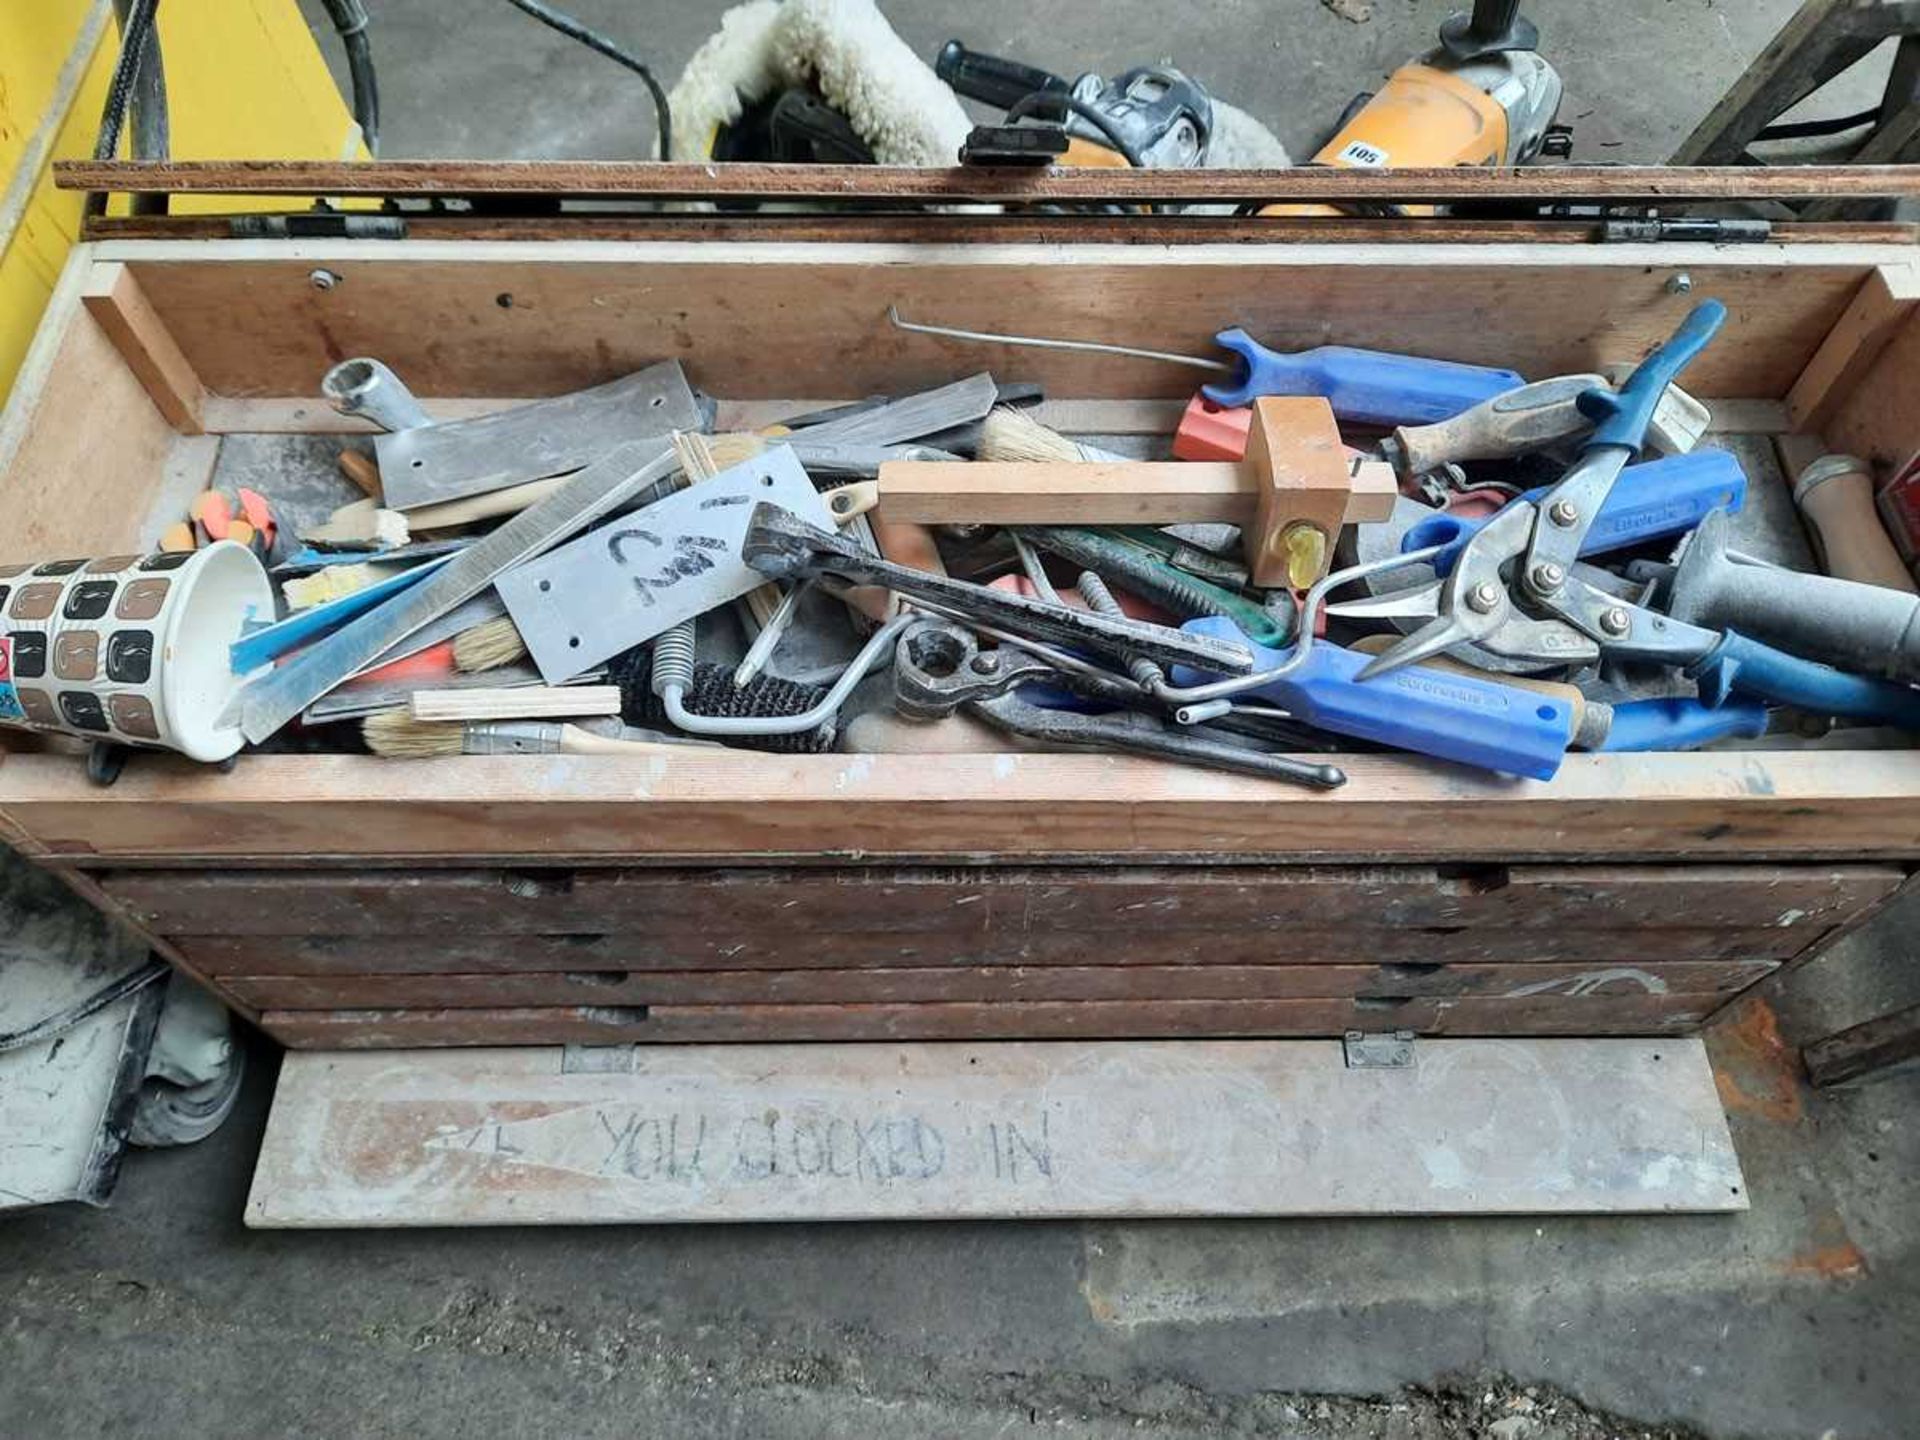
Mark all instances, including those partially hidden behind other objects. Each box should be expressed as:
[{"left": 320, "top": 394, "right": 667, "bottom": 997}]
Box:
[
  {"left": 78, "top": 261, "right": 207, "bottom": 434},
  {"left": 1671, "top": 0, "right": 1889, "bottom": 165},
  {"left": 100, "top": 243, "right": 1886, "bottom": 405},
  {"left": 0, "top": 249, "right": 185, "bottom": 556},
  {"left": 245, "top": 1039, "right": 1745, "bottom": 1224},
  {"left": 878, "top": 459, "right": 1249, "bottom": 524},
  {"left": 259, "top": 992, "right": 1720, "bottom": 1049},
  {"left": 220, "top": 958, "right": 1777, "bottom": 1011},
  {"left": 1822, "top": 292, "right": 1920, "bottom": 464},
  {"left": 78, "top": 212, "right": 1920, "bottom": 247},
  {"left": 101, "top": 864, "right": 1900, "bottom": 938},
  {"left": 9, "top": 749, "right": 1920, "bottom": 863},
  {"left": 1786, "top": 263, "right": 1920, "bottom": 431},
  {"left": 174, "top": 930, "right": 1802, "bottom": 976},
  {"left": 54, "top": 159, "right": 1920, "bottom": 204},
  {"left": 47, "top": 864, "right": 262, "bottom": 1027},
  {"left": 1804, "top": 1000, "right": 1920, "bottom": 1086}
]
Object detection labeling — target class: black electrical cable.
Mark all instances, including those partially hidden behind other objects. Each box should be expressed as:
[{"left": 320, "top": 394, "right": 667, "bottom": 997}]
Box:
[
  {"left": 110, "top": 0, "right": 168, "bottom": 163},
  {"left": 1757, "top": 106, "right": 1882, "bottom": 141},
  {"left": 0, "top": 957, "right": 169, "bottom": 1054},
  {"left": 319, "top": 0, "right": 382, "bottom": 156},
  {"left": 92, "top": 0, "right": 159, "bottom": 161},
  {"left": 1005, "top": 89, "right": 1145, "bottom": 167},
  {"left": 503, "top": 0, "right": 672, "bottom": 161}
]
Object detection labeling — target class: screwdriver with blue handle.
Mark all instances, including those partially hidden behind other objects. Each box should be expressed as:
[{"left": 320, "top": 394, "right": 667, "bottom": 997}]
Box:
[{"left": 1354, "top": 300, "right": 1920, "bottom": 731}]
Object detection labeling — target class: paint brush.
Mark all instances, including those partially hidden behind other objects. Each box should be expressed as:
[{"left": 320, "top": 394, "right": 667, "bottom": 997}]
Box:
[
  {"left": 362, "top": 713, "right": 691, "bottom": 759},
  {"left": 978, "top": 407, "right": 1130, "bottom": 464},
  {"left": 452, "top": 614, "right": 530, "bottom": 672}
]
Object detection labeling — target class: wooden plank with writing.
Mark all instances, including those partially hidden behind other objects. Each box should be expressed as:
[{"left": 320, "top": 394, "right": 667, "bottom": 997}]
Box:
[{"left": 244, "top": 1037, "right": 1746, "bottom": 1225}]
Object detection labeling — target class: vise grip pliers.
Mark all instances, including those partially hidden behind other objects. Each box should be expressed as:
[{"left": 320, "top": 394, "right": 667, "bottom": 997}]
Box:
[{"left": 893, "top": 620, "right": 1346, "bottom": 789}]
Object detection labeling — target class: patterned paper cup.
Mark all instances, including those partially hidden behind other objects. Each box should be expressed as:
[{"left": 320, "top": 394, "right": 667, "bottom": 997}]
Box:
[{"left": 0, "top": 541, "right": 272, "bottom": 762}]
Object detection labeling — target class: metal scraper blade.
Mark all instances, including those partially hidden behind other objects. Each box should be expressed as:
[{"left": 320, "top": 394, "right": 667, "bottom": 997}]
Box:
[
  {"left": 377, "top": 362, "right": 707, "bottom": 511},
  {"left": 495, "top": 445, "right": 836, "bottom": 684}
]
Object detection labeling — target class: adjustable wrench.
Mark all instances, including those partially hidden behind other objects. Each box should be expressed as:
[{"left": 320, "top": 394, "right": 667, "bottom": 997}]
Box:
[{"left": 742, "top": 503, "right": 1255, "bottom": 677}]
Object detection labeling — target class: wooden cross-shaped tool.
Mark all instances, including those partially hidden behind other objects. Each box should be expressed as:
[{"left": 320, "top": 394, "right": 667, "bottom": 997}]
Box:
[{"left": 875, "top": 397, "right": 1397, "bottom": 588}]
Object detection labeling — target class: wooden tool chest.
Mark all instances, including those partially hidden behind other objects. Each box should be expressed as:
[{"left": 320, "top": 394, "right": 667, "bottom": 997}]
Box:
[{"left": 3, "top": 164, "right": 1917, "bottom": 1049}]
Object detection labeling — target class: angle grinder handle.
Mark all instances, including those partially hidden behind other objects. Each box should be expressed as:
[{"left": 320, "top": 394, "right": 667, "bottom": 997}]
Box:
[
  {"left": 935, "top": 41, "right": 1069, "bottom": 111},
  {"left": 1577, "top": 300, "right": 1726, "bottom": 454},
  {"left": 1687, "top": 629, "right": 1920, "bottom": 729}
]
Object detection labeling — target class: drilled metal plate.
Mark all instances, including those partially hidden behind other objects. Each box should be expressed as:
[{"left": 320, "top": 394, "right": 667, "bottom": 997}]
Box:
[
  {"left": 376, "top": 363, "right": 705, "bottom": 511},
  {"left": 496, "top": 446, "right": 834, "bottom": 684}
]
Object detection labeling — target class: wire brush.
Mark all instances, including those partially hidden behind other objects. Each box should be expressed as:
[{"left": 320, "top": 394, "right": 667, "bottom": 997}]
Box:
[{"left": 605, "top": 648, "right": 837, "bottom": 754}]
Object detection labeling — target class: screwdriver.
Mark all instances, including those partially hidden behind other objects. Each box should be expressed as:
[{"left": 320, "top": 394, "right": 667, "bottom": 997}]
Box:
[{"left": 889, "top": 307, "right": 1523, "bottom": 428}]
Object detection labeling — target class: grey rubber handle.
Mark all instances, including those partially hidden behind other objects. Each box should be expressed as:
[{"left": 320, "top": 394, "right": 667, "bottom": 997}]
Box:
[{"left": 1667, "top": 509, "right": 1920, "bottom": 682}]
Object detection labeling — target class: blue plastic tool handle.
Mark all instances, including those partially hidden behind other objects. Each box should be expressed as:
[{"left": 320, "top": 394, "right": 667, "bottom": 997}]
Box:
[
  {"left": 1201, "top": 328, "right": 1524, "bottom": 425},
  {"left": 1403, "top": 447, "right": 1749, "bottom": 573},
  {"left": 1687, "top": 630, "right": 1920, "bottom": 730},
  {"left": 1172, "top": 617, "right": 1575, "bottom": 779},
  {"left": 1576, "top": 300, "right": 1727, "bottom": 454},
  {"left": 1596, "top": 696, "right": 1769, "bottom": 752}
]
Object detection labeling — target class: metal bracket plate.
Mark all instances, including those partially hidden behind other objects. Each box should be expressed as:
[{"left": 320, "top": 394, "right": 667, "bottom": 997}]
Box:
[
  {"left": 496, "top": 446, "right": 835, "bottom": 683},
  {"left": 1343, "top": 1030, "right": 1416, "bottom": 1069},
  {"left": 377, "top": 363, "right": 707, "bottom": 510}
]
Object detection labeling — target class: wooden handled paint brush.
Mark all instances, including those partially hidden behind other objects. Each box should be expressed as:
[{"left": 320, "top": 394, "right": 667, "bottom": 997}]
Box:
[{"left": 363, "top": 713, "right": 689, "bottom": 758}]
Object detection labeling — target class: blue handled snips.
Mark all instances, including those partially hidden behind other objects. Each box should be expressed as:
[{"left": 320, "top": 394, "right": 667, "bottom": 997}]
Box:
[
  {"left": 1345, "top": 300, "right": 1920, "bottom": 730},
  {"left": 1172, "top": 617, "right": 1578, "bottom": 780}
]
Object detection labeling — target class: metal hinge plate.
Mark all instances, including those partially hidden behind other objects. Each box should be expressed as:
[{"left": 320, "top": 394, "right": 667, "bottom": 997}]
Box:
[{"left": 1343, "top": 1029, "right": 1417, "bottom": 1069}]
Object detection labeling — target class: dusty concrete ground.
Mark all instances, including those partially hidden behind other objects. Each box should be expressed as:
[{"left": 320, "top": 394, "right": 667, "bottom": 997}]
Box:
[
  {"left": 1, "top": 965, "right": 1914, "bottom": 1439},
  {"left": 5, "top": 3, "right": 1916, "bottom": 1437},
  {"left": 298, "top": 0, "right": 1890, "bottom": 164}
]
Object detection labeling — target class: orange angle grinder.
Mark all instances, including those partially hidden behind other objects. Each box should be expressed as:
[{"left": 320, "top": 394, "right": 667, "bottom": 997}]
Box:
[{"left": 1272, "top": 0, "right": 1566, "bottom": 213}]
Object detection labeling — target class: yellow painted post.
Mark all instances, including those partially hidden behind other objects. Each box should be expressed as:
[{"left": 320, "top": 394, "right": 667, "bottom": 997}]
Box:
[{"left": 1, "top": 0, "right": 365, "bottom": 403}]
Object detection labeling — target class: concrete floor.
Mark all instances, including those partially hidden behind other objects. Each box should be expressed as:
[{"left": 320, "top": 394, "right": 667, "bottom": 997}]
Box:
[
  {"left": 1, "top": 977, "right": 1915, "bottom": 1439},
  {"left": 299, "top": 0, "right": 1891, "bottom": 164},
  {"left": 6, "top": 3, "right": 1919, "bottom": 1436}
]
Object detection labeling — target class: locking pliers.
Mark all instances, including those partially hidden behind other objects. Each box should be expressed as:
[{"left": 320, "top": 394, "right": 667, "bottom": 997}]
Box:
[{"left": 893, "top": 620, "right": 1345, "bottom": 789}]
